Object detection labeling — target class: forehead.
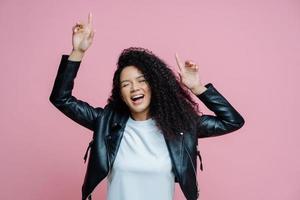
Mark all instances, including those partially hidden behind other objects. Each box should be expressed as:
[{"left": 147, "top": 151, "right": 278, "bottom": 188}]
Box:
[{"left": 120, "top": 66, "right": 144, "bottom": 81}]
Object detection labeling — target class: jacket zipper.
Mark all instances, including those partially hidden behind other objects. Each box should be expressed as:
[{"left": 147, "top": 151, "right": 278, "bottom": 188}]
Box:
[
  {"left": 183, "top": 142, "right": 200, "bottom": 199},
  {"left": 196, "top": 147, "right": 203, "bottom": 171},
  {"left": 83, "top": 140, "right": 94, "bottom": 164},
  {"left": 178, "top": 131, "right": 201, "bottom": 200},
  {"left": 83, "top": 140, "right": 94, "bottom": 200},
  {"left": 84, "top": 136, "right": 112, "bottom": 200}
]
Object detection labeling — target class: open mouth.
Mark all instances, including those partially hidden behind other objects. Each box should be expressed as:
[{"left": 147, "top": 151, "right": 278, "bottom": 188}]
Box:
[{"left": 131, "top": 94, "right": 144, "bottom": 105}]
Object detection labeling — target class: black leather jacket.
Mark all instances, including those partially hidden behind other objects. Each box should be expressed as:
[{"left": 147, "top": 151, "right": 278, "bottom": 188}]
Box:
[{"left": 49, "top": 55, "right": 245, "bottom": 200}]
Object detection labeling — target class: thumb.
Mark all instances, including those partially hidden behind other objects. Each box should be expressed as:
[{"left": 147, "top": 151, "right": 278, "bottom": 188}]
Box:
[{"left": 88, "top": 30, "right": 95, "bottom": 39}]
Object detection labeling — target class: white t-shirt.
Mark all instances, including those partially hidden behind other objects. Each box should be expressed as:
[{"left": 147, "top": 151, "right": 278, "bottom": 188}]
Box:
[{"left": 106, "top": 116, "right": 175, "bottom": 200}]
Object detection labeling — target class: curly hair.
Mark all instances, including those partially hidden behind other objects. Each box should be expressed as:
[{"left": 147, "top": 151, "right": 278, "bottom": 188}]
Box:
[{"left": 107, "top": 47, "right": 202, "bottom": 139}]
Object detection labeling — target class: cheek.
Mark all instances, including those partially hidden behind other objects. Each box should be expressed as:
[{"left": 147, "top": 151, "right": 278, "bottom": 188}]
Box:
[
  {"left": 120, "top": 89, "right": 125, "bottom": 101},
  {"left": 145, "top": 87, "right": 152, "bottom": 100},
  {"left": 120, "top": 89, "right": 129, "bottom": 101}
]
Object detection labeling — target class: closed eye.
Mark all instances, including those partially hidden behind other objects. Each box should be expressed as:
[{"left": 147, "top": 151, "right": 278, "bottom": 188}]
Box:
[{"left": 121, "top": 79, "right": 146, "bottom": 88}]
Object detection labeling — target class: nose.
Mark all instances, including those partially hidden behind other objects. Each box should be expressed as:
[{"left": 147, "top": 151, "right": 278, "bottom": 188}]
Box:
[{"left": 130, "top": 81, "right": 140, "bottom": 92}]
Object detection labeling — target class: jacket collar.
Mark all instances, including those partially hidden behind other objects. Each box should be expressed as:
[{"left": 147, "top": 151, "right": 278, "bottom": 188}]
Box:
[{"left": 107, "top": 108, "right": 183, "bottom": 182}]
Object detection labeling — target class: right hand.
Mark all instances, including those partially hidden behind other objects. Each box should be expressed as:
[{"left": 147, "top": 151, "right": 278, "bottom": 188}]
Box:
[{"left": 71, "top": 12, "right": 95, "bottom": 53}]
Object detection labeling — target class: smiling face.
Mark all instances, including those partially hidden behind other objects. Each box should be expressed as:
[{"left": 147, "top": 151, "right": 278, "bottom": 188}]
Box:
[{"left": 120, "top": 65, "right": 152, "bottom": 121}]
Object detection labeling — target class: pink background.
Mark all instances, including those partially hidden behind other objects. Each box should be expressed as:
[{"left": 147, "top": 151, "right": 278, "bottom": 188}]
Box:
[{"left": 1, "top": 0, "right": 299, "bottom": 199}]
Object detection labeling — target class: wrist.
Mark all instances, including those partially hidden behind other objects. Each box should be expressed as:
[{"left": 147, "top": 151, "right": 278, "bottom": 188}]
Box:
[
  {"left": 68, "top": 49, "right": 85, "bottom": 61},
  {"left": 191, "top": 84, "right": 207, "bottom": 95}
]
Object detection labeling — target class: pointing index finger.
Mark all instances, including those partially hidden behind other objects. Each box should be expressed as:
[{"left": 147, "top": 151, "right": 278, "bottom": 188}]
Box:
[
  {"left": 175, "top": 53, "right": 183, "bottom": 71},
  {"left": 88, "top": 12, "right": 93, "bottom": 26}
]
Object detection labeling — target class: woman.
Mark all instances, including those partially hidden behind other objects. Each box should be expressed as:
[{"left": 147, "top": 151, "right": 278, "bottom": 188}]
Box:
[{"left": 49, "top": 13, "right": 245, "bottom": 200}]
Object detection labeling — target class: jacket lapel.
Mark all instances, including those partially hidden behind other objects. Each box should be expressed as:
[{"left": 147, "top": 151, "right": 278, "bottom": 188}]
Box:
[
  {"left": 106, "top": 110, "right": 183, "bottom": 184},
  {"left": 163, "top": 133, "right": 183, "bottom": 183},
  {"left": 106, "top": 111, "right": 129, "bottom": 170}
]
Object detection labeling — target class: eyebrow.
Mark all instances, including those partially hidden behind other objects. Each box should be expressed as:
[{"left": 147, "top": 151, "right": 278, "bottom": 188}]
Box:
[{"left": 120, "top": 74, "right": 145, "bottom": 84}]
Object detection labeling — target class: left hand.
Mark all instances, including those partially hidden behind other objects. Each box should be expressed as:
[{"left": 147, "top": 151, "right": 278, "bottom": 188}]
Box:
[{"left": 175, "top": 53, "right": 203, "bottom": 92}]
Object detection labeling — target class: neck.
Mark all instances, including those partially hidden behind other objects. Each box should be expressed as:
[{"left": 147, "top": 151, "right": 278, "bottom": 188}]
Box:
[{"left": 130, "top": 111, "right": 151, "bottom": 121}]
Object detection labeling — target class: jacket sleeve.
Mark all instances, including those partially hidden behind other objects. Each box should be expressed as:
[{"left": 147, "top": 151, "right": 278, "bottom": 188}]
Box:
[
  {"left": 49, "top": 54, "right": 103, "bottom": 131},
  {"left": 196, "top": 83, "right": 245, "bottom": 138}
]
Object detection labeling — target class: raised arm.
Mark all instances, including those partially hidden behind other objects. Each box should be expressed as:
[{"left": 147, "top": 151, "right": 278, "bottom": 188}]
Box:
[
  {"left": 174, "top": 53, "right": 245, "bottom": 138},
  {"left": 49, "top": 13, "right": 103, "bottom": 131},
  {"left": 195, "top": 83, "right": 245, "bottom": 138}
]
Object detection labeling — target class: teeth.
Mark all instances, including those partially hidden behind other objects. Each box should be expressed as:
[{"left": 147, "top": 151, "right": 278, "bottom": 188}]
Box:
[
  {"left": 131, "top": 94, "right": 144, "bottom": 100},
  {"left": 131, "top": 94, "right": 144, "bottom": 99}
]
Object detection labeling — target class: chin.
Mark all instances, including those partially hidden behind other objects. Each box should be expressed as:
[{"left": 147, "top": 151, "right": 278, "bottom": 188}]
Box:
[{"left": 130, "top": 107, "right": 147, "bottom": 113}]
